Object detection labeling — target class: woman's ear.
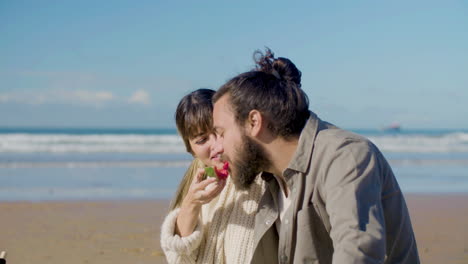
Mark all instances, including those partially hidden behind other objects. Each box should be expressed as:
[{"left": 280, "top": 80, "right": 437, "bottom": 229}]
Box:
[{"left": 246, "top": 110, "right": 263, "bottom": 137}]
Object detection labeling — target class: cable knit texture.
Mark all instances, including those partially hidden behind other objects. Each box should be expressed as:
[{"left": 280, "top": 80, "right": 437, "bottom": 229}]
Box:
[{"left": 160, "top": 176, "right": 265, "bottom": 264}]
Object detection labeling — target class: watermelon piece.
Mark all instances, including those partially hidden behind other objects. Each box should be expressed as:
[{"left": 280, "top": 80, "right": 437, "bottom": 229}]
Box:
[
  {"left": 204, "top": 166, "right": 217, "bottom": 178},
  {"left": 204, "top": 162, "right": 229, "bottom": 180},
  {"left": 214, "top": 161, "right": 229, "bottom": 180}
]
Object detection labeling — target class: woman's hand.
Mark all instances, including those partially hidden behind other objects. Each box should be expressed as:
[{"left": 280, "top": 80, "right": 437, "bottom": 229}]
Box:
[
  {"left": 185, "top": 168, "right": 226, "bottom": 205},
  {"left": 175, "top": 168, "right": 226, "bottom": 237}
]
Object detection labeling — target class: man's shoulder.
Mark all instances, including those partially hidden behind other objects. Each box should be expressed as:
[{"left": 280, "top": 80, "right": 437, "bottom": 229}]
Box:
[
  {"left": 315, "top": 126, "right": 371, "bottom": 149},
  {"left": 300, "top": 115, "right": 379, "bottom": 163},
  {"left": 305, "top": 115, "right": 370, "bottom": 148}
]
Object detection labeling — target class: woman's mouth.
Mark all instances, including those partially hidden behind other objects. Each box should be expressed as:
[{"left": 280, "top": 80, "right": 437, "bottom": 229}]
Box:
[{"left": 211, "top": 154, "right": 222, "bottom": 162}]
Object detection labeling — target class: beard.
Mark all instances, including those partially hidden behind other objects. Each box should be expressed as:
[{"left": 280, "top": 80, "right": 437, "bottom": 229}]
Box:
[{"left": 226, "top": 133, "right": 271, "bottom": 190}]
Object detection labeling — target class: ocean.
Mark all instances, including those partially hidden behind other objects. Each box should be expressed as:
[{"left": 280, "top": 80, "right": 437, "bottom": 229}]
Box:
[{"left": 1, "top": 127, "right": 467, "bottom": 201}]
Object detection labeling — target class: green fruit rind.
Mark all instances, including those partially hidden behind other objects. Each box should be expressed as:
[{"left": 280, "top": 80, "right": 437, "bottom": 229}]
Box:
[{"left": 204, "top": 167, "right": 216, "bottom": 178}]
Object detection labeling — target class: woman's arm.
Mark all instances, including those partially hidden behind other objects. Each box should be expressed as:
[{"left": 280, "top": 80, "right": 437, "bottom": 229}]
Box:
[
  {"left": 160, "top": 168, "right": 226, "bottom": 263},
  {"left": 160, "top": 208, "right": 203, "bottom": 264},
  {"left": 176, "top": 168, "right": 226, "bottom": 236}
]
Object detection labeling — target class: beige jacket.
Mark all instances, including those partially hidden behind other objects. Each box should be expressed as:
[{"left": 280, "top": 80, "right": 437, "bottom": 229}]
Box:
[{"left": 250, "top": 112, "right": 420, "bottom": 264}]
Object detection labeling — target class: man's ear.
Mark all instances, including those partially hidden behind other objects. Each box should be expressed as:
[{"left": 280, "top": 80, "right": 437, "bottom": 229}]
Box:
[{"left": 245, "top": 110, "right": 263, "bottom": 137}]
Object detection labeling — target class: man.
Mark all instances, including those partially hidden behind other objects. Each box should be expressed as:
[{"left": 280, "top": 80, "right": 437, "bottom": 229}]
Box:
[{"left": 212, "top": 49, "right": 419, "bottom": 263}]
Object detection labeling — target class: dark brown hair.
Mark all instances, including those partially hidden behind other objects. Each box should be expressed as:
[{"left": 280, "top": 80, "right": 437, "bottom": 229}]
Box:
[
  {"left": 213, "top": 48, "right": 309, "bottom": 138},
  {"left": 175, "top": 88, "right": 215, "bottom": 153},
  {"left": 170, "top": 89, "right": 215, "bottom": 210}
]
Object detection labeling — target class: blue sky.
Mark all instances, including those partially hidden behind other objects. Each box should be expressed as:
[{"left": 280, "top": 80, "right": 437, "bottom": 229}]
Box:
[{"left": 1, "top": 1, "right": 467, "bottom": 129}]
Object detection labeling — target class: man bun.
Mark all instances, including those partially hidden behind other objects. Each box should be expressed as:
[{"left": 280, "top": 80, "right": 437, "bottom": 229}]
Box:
[
  {"left": 253, "top": 48, "right": 302, "bottom": 87},
  {"left": 214, "top": 48, "right": 309, "bottom": 139}
]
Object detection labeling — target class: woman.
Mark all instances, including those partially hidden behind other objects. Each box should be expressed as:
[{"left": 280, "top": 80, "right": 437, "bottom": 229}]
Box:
[{"left": 160, "top": 88, "right": 265, "bottom": 263}]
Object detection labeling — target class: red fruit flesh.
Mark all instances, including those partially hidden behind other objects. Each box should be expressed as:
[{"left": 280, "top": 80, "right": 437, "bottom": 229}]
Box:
[{"left": 214, "top": 161, "right": 229, "bottom": 180}]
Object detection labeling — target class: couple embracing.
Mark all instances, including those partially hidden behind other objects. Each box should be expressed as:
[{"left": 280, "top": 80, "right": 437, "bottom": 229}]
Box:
[{"left": 161, "top": 48, "right": 420, "bottom": 264}]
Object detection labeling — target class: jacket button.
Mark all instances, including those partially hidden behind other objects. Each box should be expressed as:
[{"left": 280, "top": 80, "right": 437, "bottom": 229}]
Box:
[
  {"left": 266, "top": 220, "right": 271, "bottom": 225},
  {"left": 280, "top": 255, "right": 288, "bottom": 263}
]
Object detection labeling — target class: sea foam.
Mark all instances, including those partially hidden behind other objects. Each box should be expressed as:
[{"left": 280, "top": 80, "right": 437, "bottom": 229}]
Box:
[
  {"left": 0, "top": 133, "right": 185, "bottom": 153},
  {"left": 1, "top": 131, "right": 468, "bottom": 154}
]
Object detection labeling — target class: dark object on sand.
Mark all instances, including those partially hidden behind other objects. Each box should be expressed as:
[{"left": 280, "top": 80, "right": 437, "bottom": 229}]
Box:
[{"left": 0, "top": 251, "right": 6, "bottom": 264}]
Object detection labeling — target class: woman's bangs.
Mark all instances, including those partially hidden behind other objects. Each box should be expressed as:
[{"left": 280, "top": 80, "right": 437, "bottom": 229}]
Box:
[{"left": 185, "top": 108, "right": 213, "bottom": 139}]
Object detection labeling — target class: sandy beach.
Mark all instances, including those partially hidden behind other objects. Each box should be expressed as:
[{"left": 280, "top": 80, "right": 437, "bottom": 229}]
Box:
[{"left": 1, "top": 194, "right": 467, "bottom": 264}]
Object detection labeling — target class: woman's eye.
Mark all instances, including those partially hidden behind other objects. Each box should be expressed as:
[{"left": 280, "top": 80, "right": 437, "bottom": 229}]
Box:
[{"left": 195, "top": 137, "right": 208, "bottom": 144}]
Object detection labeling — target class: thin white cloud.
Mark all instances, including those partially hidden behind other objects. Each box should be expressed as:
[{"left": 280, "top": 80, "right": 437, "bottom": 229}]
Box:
[
  {"left": 128, "top": 89, "right": 151, "bottom": 105},
  {"left": 61, "top": 90, "right": 114, "bottom": 104},
  {"left": 0, "top": 89, "right": 115, "bottom": 106},
  {"left": 0, "top": 89, "right": 157, "bottom": 107},
  {"left": 0, "top": 94, "right": 11, "bottom": 103},
  {"left": 0, "top": 91, "right": 35, "bottom": 104}
]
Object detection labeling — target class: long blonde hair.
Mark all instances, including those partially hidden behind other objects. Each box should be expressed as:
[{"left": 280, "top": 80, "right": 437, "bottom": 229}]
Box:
[
  {"left": 169, "top": 158, "right": 205, "bottom": 210},
  {"left": 169, "top": 89, "right": 215, "bottom": 211}
]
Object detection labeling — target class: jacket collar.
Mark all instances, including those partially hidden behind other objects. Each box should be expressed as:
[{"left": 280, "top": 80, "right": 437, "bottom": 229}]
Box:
[{"left": 286, "top": 111, "right": 320, "bottom": 174}]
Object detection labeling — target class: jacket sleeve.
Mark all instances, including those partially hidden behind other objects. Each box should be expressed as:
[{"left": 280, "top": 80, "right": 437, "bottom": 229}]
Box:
[
  {"left": 322, "top": 139, "right": 387, "bottom": 264},
  {"left": 160, "top": 208, "right": 203, "bottom": 264}
]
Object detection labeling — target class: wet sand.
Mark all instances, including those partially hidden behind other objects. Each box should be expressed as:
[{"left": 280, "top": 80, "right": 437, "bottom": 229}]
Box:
[{"left": 0, "top": 194, "right": 467, "bottom": 263}]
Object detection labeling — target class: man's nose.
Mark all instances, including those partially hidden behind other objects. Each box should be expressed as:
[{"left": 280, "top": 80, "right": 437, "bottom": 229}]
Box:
[{"left": 211, "top": 135, "right": 224, "bottom": 154}]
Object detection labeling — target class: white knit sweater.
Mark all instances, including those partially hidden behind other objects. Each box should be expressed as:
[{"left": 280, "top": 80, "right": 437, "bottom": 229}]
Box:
[{"left": 160, "top": 176, "right": 265, "bottom": 264}]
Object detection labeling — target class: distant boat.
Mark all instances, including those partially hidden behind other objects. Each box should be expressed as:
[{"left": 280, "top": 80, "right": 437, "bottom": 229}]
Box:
[{"left": 381, "top": 122, "right": 401, "bottom": 132}]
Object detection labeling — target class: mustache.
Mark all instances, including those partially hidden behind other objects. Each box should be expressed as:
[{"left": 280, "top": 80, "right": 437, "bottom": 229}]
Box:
[{"left": 220, "top": 154, "right": 232, "bottom": 164}]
